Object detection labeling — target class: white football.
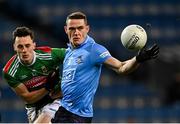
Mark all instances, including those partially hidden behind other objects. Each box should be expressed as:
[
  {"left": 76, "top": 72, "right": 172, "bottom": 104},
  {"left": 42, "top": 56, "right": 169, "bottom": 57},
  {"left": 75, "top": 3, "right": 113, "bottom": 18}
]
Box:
[{"left": 121, "top": 24, "right": 147, "bottom": 51}]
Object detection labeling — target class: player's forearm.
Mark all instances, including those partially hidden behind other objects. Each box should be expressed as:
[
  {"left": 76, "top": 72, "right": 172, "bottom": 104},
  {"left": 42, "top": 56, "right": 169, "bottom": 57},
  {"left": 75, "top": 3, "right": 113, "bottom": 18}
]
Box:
[
  {"left": 22, "top": 88, "right": 49, "bottom": 104},
  {"left": 117, "top": 57, "right": 139, "bottom": 74}
]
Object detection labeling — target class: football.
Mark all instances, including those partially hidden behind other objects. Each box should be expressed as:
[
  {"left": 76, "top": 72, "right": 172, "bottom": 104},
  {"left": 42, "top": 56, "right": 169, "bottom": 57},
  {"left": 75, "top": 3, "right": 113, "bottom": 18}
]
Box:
[{"left": 120, "top": 24, "right": 147, "bottom": 51}]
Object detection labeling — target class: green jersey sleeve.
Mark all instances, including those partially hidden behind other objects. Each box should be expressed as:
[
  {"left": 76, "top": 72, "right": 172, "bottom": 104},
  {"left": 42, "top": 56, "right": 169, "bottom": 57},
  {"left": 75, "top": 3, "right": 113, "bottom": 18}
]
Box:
[
  {"left": 3, "top": 72, "right": 21, "bottom": 88},
  {"left": 51, "top": 48, "right": 66, "bottom": 64}
]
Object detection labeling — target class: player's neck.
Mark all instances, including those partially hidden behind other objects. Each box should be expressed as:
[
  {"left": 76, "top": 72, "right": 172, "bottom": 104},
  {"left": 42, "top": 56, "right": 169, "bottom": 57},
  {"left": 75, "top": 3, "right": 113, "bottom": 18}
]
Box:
[{"left": 19, "top": 51, "right": 36, "bottom": 66}]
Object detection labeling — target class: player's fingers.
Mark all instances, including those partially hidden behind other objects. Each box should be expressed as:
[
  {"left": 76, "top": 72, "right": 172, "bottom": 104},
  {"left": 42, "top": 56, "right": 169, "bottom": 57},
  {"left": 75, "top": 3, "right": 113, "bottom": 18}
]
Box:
[
  {"left": 151, "top": 47, "right": 159, "bottom": 55},
  {"left": 151, "top": 55, "right": 158, "bottom": 59},
  {"left": 150, "top": 45, "right": 159, "bottom": 55},
  {"left": 153, "top": 51, "right": 159, "bottom": 56},
  {"left": 153, "top": 45, "right": 159, "bottom": 52},
  {"left": 151, "top": 44, "right": 159, "bottom": 51}
]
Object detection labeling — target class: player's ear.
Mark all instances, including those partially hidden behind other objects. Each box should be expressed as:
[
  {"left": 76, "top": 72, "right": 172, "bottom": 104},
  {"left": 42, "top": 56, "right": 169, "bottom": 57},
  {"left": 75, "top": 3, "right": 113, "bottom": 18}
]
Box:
[
  {"left": 13, "top": 43, "right": 17, "bottom": 51},
  {"left": 64, "top": 26, "right": 68, "bottom": 34},
  {"left": 33, "top": 42, "right": 36, "bottom": 49},
  {"left": 86, "top": 25, "right": 90, "bottom": 33}
]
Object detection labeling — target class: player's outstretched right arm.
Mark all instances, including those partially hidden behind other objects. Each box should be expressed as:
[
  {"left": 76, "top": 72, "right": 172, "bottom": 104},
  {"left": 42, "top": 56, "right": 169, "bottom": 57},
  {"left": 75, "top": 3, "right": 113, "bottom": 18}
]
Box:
[{"left": 104, "top": 44, "right": 159, "bottom": 75}]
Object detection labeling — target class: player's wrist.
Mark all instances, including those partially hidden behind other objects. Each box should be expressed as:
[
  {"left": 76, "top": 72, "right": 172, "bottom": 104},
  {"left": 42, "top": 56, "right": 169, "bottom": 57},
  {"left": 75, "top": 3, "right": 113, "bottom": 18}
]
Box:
[
  {"left": 136, "top": 54, "right": 146, "bottom": 63},
  {"left": 136, "top": 50, "right": 146, "bottom": 63},
  {"left": 136, "top": 56, "right": 141, "bottom": 63}
]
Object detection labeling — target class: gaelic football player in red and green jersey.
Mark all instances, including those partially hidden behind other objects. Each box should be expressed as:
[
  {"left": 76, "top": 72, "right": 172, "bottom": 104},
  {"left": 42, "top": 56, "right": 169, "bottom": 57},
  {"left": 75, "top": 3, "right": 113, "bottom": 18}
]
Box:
[{"left": 2, "top": 26, "right": 66, "bottom": 123}]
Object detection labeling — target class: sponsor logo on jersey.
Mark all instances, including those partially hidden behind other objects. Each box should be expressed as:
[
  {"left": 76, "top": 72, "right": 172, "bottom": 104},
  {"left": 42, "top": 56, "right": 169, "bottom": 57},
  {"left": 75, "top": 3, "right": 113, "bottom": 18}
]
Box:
[
  {"left": 62, "top": 69, "right": 76, "bottom": 83},
  {"left": 24, "top": 76, "right": 47, "bottom": 89}
]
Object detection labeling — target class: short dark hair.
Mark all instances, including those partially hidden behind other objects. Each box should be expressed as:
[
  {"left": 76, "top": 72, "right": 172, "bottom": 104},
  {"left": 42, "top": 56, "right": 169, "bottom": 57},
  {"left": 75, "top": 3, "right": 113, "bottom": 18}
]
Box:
[
  {"left": 66, "top": 11, "right": 88, "bottom": 25},
  {"left": 13, "top": 26, "right": 34, "bottom": 41}
]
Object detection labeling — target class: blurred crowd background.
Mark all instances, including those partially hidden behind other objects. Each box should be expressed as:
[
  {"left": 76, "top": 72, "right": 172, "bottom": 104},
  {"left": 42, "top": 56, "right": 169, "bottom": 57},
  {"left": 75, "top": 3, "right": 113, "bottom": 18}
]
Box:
[{"left": 0, "top": 0, "right": 180, "bottom": 123}]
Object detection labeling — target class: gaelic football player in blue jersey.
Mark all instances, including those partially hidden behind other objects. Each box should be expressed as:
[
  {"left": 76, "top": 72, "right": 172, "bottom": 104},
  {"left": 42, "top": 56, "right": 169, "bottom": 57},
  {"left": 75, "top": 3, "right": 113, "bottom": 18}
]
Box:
[{"left": 52, "top": 11, "right": 159, "bottom": 123}]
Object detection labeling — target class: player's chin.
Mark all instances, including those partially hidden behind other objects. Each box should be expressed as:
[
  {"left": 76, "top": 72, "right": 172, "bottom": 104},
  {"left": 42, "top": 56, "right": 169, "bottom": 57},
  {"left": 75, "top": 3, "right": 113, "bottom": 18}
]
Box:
[
  {"left": 73, "top": 40, "right": 82, "bottom": 46},
  {"left": 22, "top": 59, "right": 31, "bottom": 64}
]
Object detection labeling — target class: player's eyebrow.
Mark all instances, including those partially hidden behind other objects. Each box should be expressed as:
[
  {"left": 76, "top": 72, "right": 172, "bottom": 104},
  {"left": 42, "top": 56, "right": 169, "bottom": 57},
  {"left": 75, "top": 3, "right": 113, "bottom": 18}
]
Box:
[{"left": 69, "top": 26, "right": 84, "bottom": 30}]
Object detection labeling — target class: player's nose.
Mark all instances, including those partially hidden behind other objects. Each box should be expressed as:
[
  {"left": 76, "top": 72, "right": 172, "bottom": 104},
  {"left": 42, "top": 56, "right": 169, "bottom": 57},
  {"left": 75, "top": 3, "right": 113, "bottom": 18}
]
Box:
[{"left": 22, "top": 46, "right": 28, "bottom": 52}]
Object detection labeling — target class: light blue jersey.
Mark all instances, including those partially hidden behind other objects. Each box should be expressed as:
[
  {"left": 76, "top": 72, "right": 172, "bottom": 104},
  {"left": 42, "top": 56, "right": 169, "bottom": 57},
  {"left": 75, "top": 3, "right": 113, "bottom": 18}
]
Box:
[{"left": 60, "top": 35, "right": 111, "bottom": 117}]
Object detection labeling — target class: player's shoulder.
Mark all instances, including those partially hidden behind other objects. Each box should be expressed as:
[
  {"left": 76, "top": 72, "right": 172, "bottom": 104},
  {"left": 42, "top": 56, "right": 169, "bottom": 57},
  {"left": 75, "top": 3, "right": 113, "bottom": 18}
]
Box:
[
  {"left": 90, "top": 42, "right": 111, "bottom": 59},
  {"left": 93, "top": 42, "right": 104, "bottom": 47},
  {"left": 84, "top": 40, "right": 104, "bottom": 51},
  {"left": 3, "top": 55, "right": 18, "bottom": 74},
  {"left": 92, "top": 42, "right": 107, "bottom": 51},
  {"left": 87, "top": 36, "right": 105, "bottom": 48},
  {"left": 35, "top": 46, "right": 52, "bottom": 53}
]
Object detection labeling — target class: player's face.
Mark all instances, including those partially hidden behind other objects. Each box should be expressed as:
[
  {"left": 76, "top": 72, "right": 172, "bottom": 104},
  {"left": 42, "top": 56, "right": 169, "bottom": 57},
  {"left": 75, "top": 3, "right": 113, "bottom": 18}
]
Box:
[
  {"left": 64, "top": 19, "right": 89, "bottom": 47},
  {"left": 13, "top": 35, "right": 36, "bottom": 65}
]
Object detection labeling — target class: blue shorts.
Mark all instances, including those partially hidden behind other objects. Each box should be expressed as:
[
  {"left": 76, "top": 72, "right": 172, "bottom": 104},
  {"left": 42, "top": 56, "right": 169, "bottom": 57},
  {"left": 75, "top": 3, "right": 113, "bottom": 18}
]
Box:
[{"left": 51, "top": 106, "right": 92, "bottom": 123}]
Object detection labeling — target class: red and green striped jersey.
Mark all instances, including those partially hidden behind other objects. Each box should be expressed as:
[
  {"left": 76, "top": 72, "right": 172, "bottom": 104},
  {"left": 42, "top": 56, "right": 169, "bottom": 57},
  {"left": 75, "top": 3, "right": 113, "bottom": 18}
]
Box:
[{"left": 2, "top": 46, "right": 66, "bottom": 91}]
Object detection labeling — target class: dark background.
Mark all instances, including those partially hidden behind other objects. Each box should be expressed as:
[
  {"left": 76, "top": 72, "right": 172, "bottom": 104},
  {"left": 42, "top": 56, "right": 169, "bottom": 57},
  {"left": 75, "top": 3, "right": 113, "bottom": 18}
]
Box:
[{"left": 0, "top": 0, "right": 180, "bottom": 122}]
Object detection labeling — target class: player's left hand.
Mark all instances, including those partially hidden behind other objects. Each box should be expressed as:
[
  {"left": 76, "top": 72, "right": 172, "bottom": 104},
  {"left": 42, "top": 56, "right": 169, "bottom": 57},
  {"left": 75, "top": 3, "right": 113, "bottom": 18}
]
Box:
[{"left": 136, "top": 43, "right": 159, "bottom": 63}]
